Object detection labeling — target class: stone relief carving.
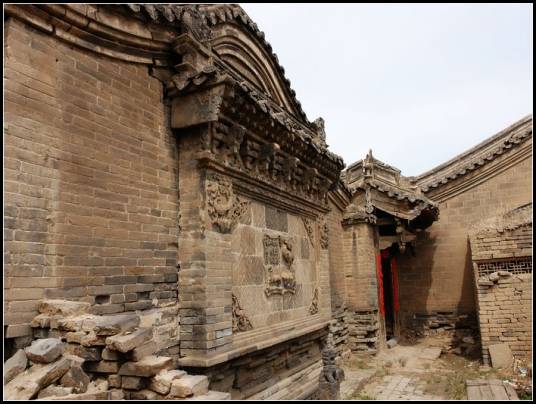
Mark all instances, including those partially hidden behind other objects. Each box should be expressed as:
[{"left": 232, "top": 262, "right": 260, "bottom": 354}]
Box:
[
  {"left": 232, "top": 293, "right": 253, "bottom": 333},
  {"left": 205, "top": 172, "right": 249, "bottom": 233},
  {"left": 263, "top": 235, "right": 297, "bottom": 296},
  {"left": 302, "top": 217, "right": 315, "bottom": 245},
  {"left": 319, "top": 217, "right": 329, "bottom": 249},
  {"left": 309, "top": 287, "right": 319, "bottom": 315},
  {"left": 199, "top": 121, "right": 332, "bottom": 207}
]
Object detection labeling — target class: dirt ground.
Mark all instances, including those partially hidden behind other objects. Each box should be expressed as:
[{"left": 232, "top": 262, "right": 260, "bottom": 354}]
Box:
[{"left": 340, "top": 335, "right": 532, "bottom": 400}]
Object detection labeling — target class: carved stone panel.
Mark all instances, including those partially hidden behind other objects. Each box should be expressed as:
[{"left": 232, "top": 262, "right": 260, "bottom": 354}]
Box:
[
  {"left": 263, "top": 235, "right": 280, "bottom": 266},
  {"left": 302, "top": 217, "right": 315, "bottom": 245},
  {"left": 263, "top": 235, "right": 297, "bottom": 296},
  {"left": 205, "top": 172, "right": 249, "bottom": 233}
]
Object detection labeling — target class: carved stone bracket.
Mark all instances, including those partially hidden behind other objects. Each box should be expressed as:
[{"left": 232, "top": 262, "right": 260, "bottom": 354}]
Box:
[
  {"left": 232, "top": 294, "right": 253, "bottom": 333},
  {"left": 319, "top": 217, "right": 329, "bottom": 250},
  {"left": 263, "top": 234, "right": 297, "bottom": 296},
  {"left": 205, "top": 172, "right": 249, "bottom": 233},
  {"left": 309, "top": 287, "right": 319, "bottom": 315},
  {"left": 302, "top": 217, "right": 315, "bottom": 245}
]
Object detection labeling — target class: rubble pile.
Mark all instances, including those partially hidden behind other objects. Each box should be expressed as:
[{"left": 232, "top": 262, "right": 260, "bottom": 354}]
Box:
[{"left": 3, "top": 300, "right": 229, "bottom": 400}]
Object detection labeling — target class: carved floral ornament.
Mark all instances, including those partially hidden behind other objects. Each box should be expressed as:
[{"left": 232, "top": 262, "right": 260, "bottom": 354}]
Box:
[
  {"left": 232, "top": 293, "right": 253, "bottom": 333},
  {"left": 205, "top": 172, "right": 249, "bottom": 233},
  {"left": 309, "top": 287, "right": 319, "bottom": 315},
  {"left": 319, "top": 217, "right": 329, "bottom": 250},
  {"left": 302, "top": 217, "right": 315, "bottom": 245}
]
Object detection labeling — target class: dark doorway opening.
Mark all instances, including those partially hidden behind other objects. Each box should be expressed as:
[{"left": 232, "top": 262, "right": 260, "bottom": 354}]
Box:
[{"left": 380, "top": 247, "right": 399, "bottom": 340}]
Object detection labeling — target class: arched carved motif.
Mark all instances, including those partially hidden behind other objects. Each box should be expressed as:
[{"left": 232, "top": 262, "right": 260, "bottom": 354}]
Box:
[{"left": 209, "top": 23, "right": 305, "bottom": 123}]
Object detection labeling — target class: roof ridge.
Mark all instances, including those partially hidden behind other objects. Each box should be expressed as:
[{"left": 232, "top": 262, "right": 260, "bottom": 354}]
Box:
[{"left": 413, "top": 115, "right": 532, "bottom": 192}]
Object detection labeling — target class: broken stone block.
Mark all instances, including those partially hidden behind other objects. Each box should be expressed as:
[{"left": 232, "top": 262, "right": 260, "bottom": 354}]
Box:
[
  {"left": 65, "top": 331, "right": 86, "bottom": 344},
  {"left": 4, "top": 357, "right": 71, "bottom": 400},
  {"left": 121, "top": 376, "right": 147, "bottom": 390},
  {"left": 38, "top": 300, "right": 91, "bottom": 316},
  {"left": 87, "top": 378, "right": 109, "bottom": 393},
  {"left": 148, "top": 369, "right": 187, "bottom": 395},
  {"left": 80, "top": 332, "right": 107, "bottom": 347},
  {"left": 186, "top": 391, "right": 232, "bottom": 400},
  {"left": 84, "top": 360, "right": 120, "bottom": 374},
  {"left": 118, "top": 356, "right": 173, "bottom": 377},
  {"left": 48, "top": 391, "right": 110, "bottom": 400},
  {"left": 65, "top": 344, "right": 101, "bottom": 361},
  {"left": 25, "top": 338, "right": 65, "bottom": 363},
  {"left": 4, "top": 349, "right": 28, "bottom": 385},
  {"left": 386, "top": 338, "right": 397, "bottom": 349},
  {"left": 131, "top": 340, "right": 158, "bottom": 361},
  {"left": 130, "top": 389, "right": 165, "bottom": 400},
  {"left": 60, "top": 365, "right": 90, "bottom": 393},
  {"left": 31, "top": 313, "right": 53, "bottom": 328},
  {"left": 57, "top": 316, "right": 92, "bottom": 332},
  {"left": 101, "top": 347, "right": 122, "bottom": 361},
  {"left": 169, "top": 375, "right": 209, "bottom": 398},
  {"left": 109, "top": 389, "right": 125, "bottom": 400},
  {"left": 105, "top": 328, "right": 151, "bottom": 353},
  {"left": 37, "top": 385, "right": 74, "bottom": 399},
  {"left": 108, "top": 374, "right": 121, "bottom": 388},
  {"left": 83, "top": 314, "right": 140, "bottom": 336},
  {"left": 63, "top": 354, "right": 85, "bottom": 368},
  {"left": 489, "top": 343, "right": 513, "bottom": 369}
]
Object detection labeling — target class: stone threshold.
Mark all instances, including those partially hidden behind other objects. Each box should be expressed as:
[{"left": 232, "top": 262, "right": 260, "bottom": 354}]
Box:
[{"left": 178, "top": 316, "right": 330, "bottom": 367}]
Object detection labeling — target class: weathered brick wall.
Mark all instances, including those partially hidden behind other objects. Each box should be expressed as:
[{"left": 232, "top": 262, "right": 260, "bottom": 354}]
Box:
[
  {"left": 397, "top": 148, "right": 532, "bottom": 328},
  {"left": 327, "top": 200, "right": 350, "bottom": 358},
  {"left": 470, "top": 223, "right": 532, "bottom": 363},
  {"left": 342, "top": 222, "right": 378, "bottom": 310},
  {"left": 327, "top": 201, "right": 346, "bottom": 310},
  {"left": 4, "top": 18, "right": 180, "bottom": 345},
  {"left": 341, "top": 221, "right": 382, "bottom": 351},
  {"left": 475, "top": 272, "right": 532, "bottom": 363}
]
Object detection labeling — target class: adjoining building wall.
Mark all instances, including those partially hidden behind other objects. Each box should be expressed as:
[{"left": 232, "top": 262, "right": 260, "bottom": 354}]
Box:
[
  {"left": 4, "top": 18, "right": 181, "bottom": 350},
  {"left": 397, "top": 136, "right": 532, "bottom": 331},
  {"left": 470, "top": 205, "right": 532, "bottom": 364}
]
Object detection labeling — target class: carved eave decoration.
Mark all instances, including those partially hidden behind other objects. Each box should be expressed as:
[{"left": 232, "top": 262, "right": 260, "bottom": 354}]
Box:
[
  {"left": 167, "top": 31, "right": 344, "bottom": 215},
  {"left": 343, "top": 150, "right": 439, "bottom": 230}
]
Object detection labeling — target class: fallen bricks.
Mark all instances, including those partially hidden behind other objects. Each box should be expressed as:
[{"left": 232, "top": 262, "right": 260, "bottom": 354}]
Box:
[{"left": 3, "top": 299, "right": 230, "bottom": 400}]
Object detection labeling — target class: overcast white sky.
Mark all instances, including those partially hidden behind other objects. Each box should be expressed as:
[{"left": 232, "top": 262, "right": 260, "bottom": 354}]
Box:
[{"left": 241, "top": 3, "right": 533, "bottom": 175}]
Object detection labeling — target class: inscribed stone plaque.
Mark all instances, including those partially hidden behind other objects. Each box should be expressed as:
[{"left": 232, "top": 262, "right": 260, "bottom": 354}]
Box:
[{"left": 263, "top": 235, "right": 280, "bottom": 265}]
